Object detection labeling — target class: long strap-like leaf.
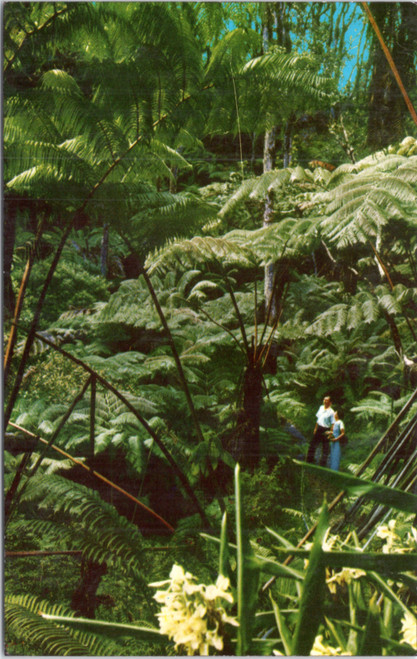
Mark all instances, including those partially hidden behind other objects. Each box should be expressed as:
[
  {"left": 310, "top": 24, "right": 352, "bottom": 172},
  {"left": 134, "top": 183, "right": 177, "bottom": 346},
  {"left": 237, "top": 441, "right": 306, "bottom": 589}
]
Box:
[{"left": 291, "top": 501, "right": 328, "bottom": 656}]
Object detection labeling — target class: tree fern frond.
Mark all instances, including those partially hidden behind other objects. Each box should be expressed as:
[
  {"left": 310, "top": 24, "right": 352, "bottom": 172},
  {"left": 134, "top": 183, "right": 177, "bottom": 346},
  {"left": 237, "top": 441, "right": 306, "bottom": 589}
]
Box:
[
  {"left": 205, "top": 27, "right": 261, "bottom": 80},
  {"left": 319, "top": 157, "right": 417, "bottom": 247},
  {"left": 129, "top": 192, "right": 219, "bottom": 257},
  {"left": 249, "top": 169, "right": 292, "bottom": 200},
  {"left": 25, "top": 475, "right": 149, "bottom": 572},
  {"left": 5, "top": 594, "right": 115, "bottom": 656},
  {"left": 146, "top": 235, "right": 256, "bottom": 277},
  {"left": 218, "top": 177, "right": 258, "bottom": 218},
  {"left": 350, "top": 392, "right": 396, "bottom": 421},
  {"left": 242, "top": 50, "right": 332, "bottom": 102}
]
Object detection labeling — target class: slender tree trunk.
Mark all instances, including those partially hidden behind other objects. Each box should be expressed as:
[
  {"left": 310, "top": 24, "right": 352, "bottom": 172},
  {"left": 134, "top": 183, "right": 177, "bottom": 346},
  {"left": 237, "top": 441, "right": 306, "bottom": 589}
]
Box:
[
  {"left": 3, "top": 197, "right": 17, "bottom": 319},
  {"left": 283, "top": 113, "right": 295, "bottom": 168},
  {"left": 262, "top": 5, "right": 279, "bottom": 323},
  {"left": 100, "top": 223, "right": 109, "bottom": 278}
]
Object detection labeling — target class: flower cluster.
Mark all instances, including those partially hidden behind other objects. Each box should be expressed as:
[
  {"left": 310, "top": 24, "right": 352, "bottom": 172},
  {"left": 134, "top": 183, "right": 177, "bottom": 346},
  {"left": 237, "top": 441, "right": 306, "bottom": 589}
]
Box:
[
  {"left": 400, "top": 610, "right": 417, "bottom": 650},
  {"left": 149, "top": 564, "right": 238, "bottom": 655}
]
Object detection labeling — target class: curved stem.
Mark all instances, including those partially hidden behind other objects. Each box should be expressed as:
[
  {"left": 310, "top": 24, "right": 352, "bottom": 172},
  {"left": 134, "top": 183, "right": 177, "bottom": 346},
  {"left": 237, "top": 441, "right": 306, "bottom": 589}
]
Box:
[
  {"left": 4, "top": 217, "right": 74, "bottom": 428},
  {"left": 224, "top": 275, "right": 250, "bottom": 357},
  {"left": 197, "top": 306, "right": 246, "bottom": 356},
  {"left": 8, "top": 422, "right": 175, "bottom": 534},
  {"left": 4, "top": 6, "right": 70, "bottom": 74},
  {"left": 141, "top": 268, "right": 206, "bottom": 445},
  {"left": 8, "top": 324, "right": 210, "bottom": 528},
  {"left": 361, "top": 2, "right": 417, "bottom": 127},
  {"left": 6, "top": 375, "right": 91, "bottom": 525},
  {"left": 4, "top": 215, "right": 45, "bottom": 386}
]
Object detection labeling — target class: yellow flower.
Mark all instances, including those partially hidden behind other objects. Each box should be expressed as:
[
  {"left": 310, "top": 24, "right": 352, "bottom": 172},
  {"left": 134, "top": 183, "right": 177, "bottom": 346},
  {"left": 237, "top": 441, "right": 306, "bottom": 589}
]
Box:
[
  {"left": 205, "top": 575, "right": 234, "bottom": 602},
  {"left": 376, "top": 519, "right": 402, "bottom": 553},
  {"left": 149, "top": 564, "right": 238, "bottom": 655},
  {"left": 311, "top": 634, "right": 352, "bottom": 656},
  {"left": 326, "top": 567, "right": 366, "bottom": 594},
  {"left": 400, "top": 611, "right": 417, "bottom": 650},
  {"left": 323, "top": 530, "right": 340, "bottom": 551}
]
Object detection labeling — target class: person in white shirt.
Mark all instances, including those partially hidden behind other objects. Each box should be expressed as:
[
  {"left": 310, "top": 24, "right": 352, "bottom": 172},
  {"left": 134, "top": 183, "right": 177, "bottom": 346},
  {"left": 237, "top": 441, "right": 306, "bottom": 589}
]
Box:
[
  {"left": 329, "top": 411, "right": 345, "bottom": 471},
  {"left": 306, "top": 395, "right": 335, "bottom": 466}
]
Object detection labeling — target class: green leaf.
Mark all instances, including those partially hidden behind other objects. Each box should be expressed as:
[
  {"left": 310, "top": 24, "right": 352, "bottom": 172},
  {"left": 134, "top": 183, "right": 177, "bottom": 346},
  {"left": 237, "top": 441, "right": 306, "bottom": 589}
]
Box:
[
  {"left": 270, "top": 592, "right": 292, "bottom": 656},
  {"left": 265, "top": 526, "right": 297, "bottom": 549},
  {"left": 295, "top": 460, "right": 417, "bottom": 513},
  {"left": 358, "top": 597, "right": 382, "bottom": 656},
  {"left": 235, "top": 463, "right": 260, "bottom": 656},
  {"left": 271, "top": 548, "right": 417, "bottom": 574},
  {"left": 247, "top": 555, "right": 304, "bottom": 581},
  {"left": 291, "top": 500, "right": 329, "bottom": 656},
  {"left": 219, "top": 511, "right": 230, "bottom": 579},
  {"left": 367, "top": 571, "right": 415, "bottom": 615},
  {"left": 328, "top": 617, "right": 417, "bottom": 655},
  {"left": 324, "top": 616, "right": 348, "bottom": 653},
  {"left": 41, "top": 615, "right": 163, "bottom": 642},
  {"left": 201, "top": 534, "right": 304, "bottom": 580}
]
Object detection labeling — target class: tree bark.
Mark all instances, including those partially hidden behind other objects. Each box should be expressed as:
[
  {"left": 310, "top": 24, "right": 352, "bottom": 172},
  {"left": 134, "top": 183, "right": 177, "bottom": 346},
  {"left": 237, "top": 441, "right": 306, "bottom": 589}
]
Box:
[{"left": 236, "top": 349, "right": 263, "bottom": 471}]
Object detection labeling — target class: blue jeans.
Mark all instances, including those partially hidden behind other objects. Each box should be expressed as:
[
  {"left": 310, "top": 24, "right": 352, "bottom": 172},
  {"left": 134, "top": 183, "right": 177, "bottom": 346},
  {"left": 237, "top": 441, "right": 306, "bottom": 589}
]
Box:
[{"left": 330, "top": 440, "right": 341, "bottom": 471}]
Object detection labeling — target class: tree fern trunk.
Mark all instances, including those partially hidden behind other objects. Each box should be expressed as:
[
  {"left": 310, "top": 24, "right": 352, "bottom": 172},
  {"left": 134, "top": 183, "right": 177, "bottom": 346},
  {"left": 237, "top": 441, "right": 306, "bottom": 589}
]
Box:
[
  {"left": 237, "top": 356, "right": 263, "bottom": 471},
  {"left": 71, "top": 558, "right": 107, "bottom": 619}
]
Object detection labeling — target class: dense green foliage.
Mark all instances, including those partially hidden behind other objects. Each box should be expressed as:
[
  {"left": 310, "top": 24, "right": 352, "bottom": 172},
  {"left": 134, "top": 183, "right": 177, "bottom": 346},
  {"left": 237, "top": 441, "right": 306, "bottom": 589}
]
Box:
[{"left": 4, "top": 2, "right": 417, "bottom": 656}]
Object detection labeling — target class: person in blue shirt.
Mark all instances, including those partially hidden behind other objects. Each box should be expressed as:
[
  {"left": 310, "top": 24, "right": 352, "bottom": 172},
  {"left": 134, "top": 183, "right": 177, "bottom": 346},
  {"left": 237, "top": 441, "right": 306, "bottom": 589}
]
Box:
[
  {"left": 306, "top": 396, "right": 335, "bottom": 466},
  {"left": 329, "top": 411, "right": 345, "bottom": 471}
]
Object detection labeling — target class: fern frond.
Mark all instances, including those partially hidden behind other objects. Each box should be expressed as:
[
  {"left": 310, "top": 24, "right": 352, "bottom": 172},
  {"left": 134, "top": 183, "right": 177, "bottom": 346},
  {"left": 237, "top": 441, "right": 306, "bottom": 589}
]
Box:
[
  {"left": 147, "top": 235, "right": 256, "bottom": 276},
  {"left": 312, "top": 149, "right": 417, "bottom": 248},
  {"left": 25, "top": 475, "right": 149, "bottom": 573},
  {"left": 5, "top": 594, "right": 116, "bottom": 656}
]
